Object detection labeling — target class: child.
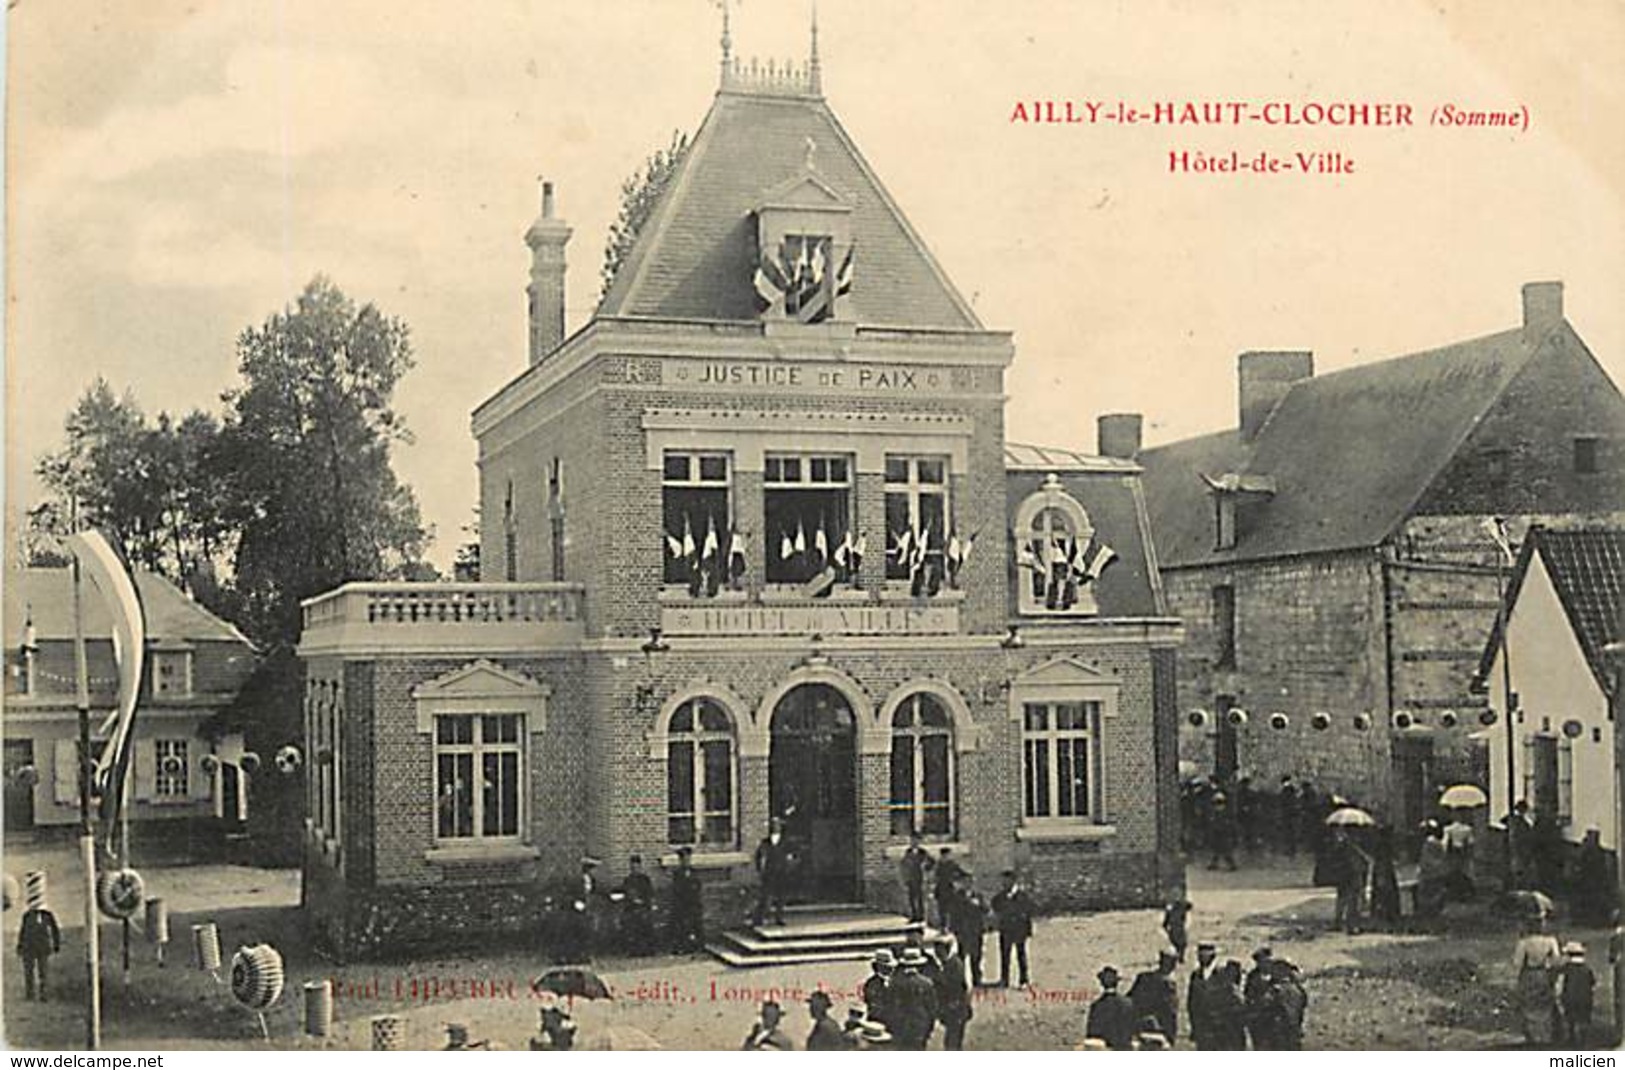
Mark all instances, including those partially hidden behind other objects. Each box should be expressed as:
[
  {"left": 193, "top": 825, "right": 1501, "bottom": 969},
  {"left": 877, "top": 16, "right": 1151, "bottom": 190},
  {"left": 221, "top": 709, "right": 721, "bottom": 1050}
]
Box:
[
  {"left": 1162, "top": 900, "right": 1192, "bottom": 961},
  {"left": 1557, "top": 941, "right": 1595, "bottom": 1045}
]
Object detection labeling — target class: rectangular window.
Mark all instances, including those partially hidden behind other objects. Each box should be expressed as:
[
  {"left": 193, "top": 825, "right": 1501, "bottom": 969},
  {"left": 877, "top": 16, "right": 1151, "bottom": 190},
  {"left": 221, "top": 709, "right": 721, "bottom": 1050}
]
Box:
[
  {"left": 154, "top": 739, "right": 189, "bottom": 798},
  {"left": 1212, "top": 585, "right": 1237, "bottom": 670},
  {"left": 548, "top": 457, "right": 567, "bottom": 581},
  {"left": 435, "top": 713, "right": 522, "bottom": 841},
  {"left": 1573, "top": 436, "right": 1600, "bottom": 475},
  {"left": 1021, "top": 702, "right": 1102, "bottom": 821},
  {"left": 151, "top": 652, "right": 192, "bottom": 699},
  {"left": 662, "top": 452, "right": 732, "bottom": 586},
  {"left": 884, "top": 456, "right": 950, "bottom": 581},
  {"left": 1557, "top": 737, "right": 1573, "bottom": 824},
  {"left": 764, "top": 453, "right": 851, "bottom": 584}
]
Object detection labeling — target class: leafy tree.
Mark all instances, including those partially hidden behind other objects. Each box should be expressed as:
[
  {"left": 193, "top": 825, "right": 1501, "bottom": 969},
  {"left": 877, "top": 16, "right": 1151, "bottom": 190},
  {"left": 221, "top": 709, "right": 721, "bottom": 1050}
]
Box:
[
  {"left": 221, "top": 276, "right": 429, "bottom": 646},
  {"left": 599, "top": 129, "right": 690, "bottom": 303}
]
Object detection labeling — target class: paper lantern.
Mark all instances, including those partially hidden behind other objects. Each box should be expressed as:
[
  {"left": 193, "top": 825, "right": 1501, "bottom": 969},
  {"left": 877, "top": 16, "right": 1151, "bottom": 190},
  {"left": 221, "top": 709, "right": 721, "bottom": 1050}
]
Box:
[
  {"left": 96, "top": 868, "right": 145, "bottom": 919},
  {"left": 239, "top": 752, "right": 262, "bottom": 776},
  {"left": 192, "top": 922, "right": 222, "bottom": 972},
  {"left": 159, "top": 753, "right": 185, "bottom": 778},
  {"left": 145, "top": 897, "right": 169, "bottom": 944},
  {"left": 1226, "top": 707, "right": 1249, "bottom": 727},
  {"left": 1562, "top": 719, "right": 1584, "bottom": 739},
  {"left": 372, "top": 1014, "right": 406, "bottom": 1051},
  {"left": 1438, "top": 710, "right": 1459, "bottom": 729},
  {"left": 1352, "top": 712, "right": 1372, "bottom": 731},
  {"left": 304, "top": 980, "right": 334, "bottom": 1038},
  {"left": 24, "top": 871, "right": 47, "bottom": 911},
  {"left": 1310, "top": 711, "right": 1332, "bottom": 731},
  {"left": 1186, "top": 709, "right": 1210, "bottom": 728},
  {"left": 13, "top": 765, "right": 38, "bottom": 788},
  {"left": 1392, "top": 711, "right": 1415, "bottom": 730},
  {"left": 200, "top": 754, "right": 221, "bottom": 776},
  {"left": 1268, "top": 712, "right": 1290, "bottom": 730},
  {"left": 1479, "top": 709, "right": 1499, "bottom": 726},
  {"left": 229, "top": 944, "right": 285, "bottom": 1011},
  {"left": 274, "top": 745, "right": 303, "bottom": 775}
]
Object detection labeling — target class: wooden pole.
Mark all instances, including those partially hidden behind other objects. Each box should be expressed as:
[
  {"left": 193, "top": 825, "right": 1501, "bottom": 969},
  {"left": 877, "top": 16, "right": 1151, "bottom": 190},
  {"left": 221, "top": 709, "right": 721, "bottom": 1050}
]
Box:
[{"left": 72, "top": 553, "right": 103, "bottom": 1049}]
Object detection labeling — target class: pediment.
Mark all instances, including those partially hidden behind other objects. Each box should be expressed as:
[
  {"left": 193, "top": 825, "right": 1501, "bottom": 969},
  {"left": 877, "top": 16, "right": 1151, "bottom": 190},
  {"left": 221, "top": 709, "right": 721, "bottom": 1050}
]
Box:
[
  {"left": 756, "top": 172, "right": 852, "bottom": 214},
  {"left": 1012, "top": 656, "right": 1116, "bottom": 688},
  {"left": 411, "top": 659, "right": 549, "bottom": 701}
]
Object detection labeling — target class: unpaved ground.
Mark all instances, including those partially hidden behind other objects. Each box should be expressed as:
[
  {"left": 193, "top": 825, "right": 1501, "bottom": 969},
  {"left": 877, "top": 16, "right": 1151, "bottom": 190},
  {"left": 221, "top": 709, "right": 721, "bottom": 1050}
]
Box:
[{"left": 2, "top": 843, "right": 1617, "bottom": 1050}]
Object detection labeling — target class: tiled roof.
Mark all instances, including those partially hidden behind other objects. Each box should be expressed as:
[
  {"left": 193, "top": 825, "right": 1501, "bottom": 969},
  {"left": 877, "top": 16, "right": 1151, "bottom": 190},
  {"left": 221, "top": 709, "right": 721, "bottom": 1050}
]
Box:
[
  {"left": 1479, "top": 527, "right": 1625, "bottom": 695},
  {"left": 597, "top": 89, "right": 980, "bottom": 330},
  {"left": 1139, "top": 325, "right": 1547, "bottom": 568},
  {"left": 3, "top": 567, "right": 252, "bottom": 646}
]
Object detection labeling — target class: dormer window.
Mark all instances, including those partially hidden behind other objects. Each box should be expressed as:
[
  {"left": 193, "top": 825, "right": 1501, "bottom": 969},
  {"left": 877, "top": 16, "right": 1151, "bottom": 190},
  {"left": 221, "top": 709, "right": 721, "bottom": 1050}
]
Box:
[
  {"left": 1012, "top": 476, "right": 1117, "bottom": 616},
  {"left": 753, "top": 169, "right": 854, "bottom": 324},
  {"left": 151, "top": 650, "right": 193, "bottom": 699}
]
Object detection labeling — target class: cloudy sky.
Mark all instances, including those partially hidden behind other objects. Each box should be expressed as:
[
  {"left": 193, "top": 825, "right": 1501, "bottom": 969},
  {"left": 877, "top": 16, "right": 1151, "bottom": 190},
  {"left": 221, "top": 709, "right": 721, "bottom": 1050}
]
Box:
[{"left": 8, "top": 0, "right": 1623, "bottom": 568}]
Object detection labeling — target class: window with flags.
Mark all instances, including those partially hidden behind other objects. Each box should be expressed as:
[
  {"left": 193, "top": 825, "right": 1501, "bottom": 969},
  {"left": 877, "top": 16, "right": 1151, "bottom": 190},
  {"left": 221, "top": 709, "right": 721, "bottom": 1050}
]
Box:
[
  {"left": 889, "top": 693, "right": 953, "bottom": 838},
  {"left": 667, "top": 698, "right": 736, "bottom": 847},
  {"left": 885, "top": 456, "right": 963, "bottom": 594},
  {"left": 435, "top": 714, "right": 522, "bottom": 841},
  {"left": 764, "top": 453, "right": 852, "bottom": 586},
  {"left": 154, "top": 739, "right": 189, "bottom": 798},
  {"left": 151, "top": 651, "right": 193, "bottom": 699},
  {"left": 1013, "top": 483, "right": 1117, "bottom": 616},
  {"left": 662, "top": 452, "right": 734, "bottom": 594},
  {"left": 1021, "top": 701, "right": 1103, "bottom": 822}
]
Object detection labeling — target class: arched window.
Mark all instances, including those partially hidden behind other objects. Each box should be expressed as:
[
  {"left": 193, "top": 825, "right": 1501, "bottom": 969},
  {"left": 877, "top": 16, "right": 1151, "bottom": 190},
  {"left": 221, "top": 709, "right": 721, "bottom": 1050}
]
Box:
[
  {"left": 889, "top": 693, "right": 953, "bottom": 837},
  {"left": 667, "top": 698, "right": 736, "bottom": 847},
  {"left": 1014, "top": 477, "right": 1106, "bottom": 615}
]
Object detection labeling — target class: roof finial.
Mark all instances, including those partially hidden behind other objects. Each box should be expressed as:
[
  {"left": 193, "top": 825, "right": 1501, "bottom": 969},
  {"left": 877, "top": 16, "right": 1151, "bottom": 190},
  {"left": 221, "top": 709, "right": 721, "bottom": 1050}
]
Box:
[
  {"left": 808, "top": 0, "right": 822, "bottom": 95},
  {"left": 715, "top": 0, "right": 734, "bottom": 87}
]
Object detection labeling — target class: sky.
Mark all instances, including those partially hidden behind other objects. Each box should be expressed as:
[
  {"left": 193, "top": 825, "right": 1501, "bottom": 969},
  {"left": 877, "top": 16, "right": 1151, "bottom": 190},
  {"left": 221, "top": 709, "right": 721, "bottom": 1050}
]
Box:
[{"left": 7, "top": 0, "right": 1623, "bottom": 570}]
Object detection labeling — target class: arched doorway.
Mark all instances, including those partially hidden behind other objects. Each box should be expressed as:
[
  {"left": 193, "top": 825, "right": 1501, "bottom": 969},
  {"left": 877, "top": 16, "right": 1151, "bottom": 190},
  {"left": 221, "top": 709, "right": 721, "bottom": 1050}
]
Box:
[{"left": 769, "top": 683, "right": 858, "bottom": 902}]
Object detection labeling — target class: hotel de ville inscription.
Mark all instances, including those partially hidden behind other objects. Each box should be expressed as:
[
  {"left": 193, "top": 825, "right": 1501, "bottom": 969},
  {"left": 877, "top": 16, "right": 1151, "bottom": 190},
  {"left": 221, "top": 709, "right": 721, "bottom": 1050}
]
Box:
[{"left": 661, "top": 600, "right": 961, "bottom": 637}]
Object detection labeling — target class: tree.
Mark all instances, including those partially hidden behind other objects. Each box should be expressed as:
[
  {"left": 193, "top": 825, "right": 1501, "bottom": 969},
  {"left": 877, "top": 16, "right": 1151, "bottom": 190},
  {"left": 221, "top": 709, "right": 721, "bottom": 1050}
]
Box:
[
  {"left": 599, "top": 129, "right": 690, "bottom": 302},
  {"left": 221, "top": 276, "right": 429, "bottom": 646}
]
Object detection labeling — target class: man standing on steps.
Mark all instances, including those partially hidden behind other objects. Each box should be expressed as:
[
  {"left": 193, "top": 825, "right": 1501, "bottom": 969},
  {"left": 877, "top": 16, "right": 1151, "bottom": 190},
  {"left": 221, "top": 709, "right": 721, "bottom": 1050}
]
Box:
[
  {"left": 933, "top": 847, "right": 966, "bottom": 929},
  {"left": 991, "top": 869, "right": 1035, "bottom": 988},
  {"left": 752, "top": 817, "right": 794, "bottom": 927},
  {"left": 669, "top": 845, "right": 705, "bottom": 951},
  {"left": 899, "top": 832, "right": 934, "bottom": 924}
]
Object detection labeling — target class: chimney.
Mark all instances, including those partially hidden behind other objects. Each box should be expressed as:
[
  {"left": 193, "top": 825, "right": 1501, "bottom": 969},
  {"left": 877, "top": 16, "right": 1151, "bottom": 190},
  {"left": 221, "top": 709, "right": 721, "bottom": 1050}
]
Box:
[
  {"left": 1238, "top": 350, "right": 1314, "bottom": 442},
  {"left": 1097, "top": 413, "right": 1143, "bottom": 460},
  {"left": 525, "top": 179, "right": 573, "bottom": 366},
  {"left": 1521, "top": 280, "right": 1563, "bottom": 341}
]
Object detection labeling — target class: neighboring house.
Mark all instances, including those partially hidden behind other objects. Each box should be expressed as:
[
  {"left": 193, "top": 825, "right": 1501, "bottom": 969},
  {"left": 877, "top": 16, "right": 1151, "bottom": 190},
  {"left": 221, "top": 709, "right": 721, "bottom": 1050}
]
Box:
[
  {"left": 3, "top": 566, "right": 260, "bottom": 841},
  {"left": 1478, "top": 527, "right": 1623, "bottom": 849},
  {"left": 1136, "top": 282, "right": 1625, "bottom": 829},
  {"left": 296, "top": 39, "right": 1184, "bottom": 958}
]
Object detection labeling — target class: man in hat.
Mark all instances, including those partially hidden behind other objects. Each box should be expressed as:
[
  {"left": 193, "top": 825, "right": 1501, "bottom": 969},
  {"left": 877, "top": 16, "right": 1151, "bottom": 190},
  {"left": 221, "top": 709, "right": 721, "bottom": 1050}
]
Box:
[
  {"left": 863, "top": 948, "right": 896, "bottom": 1027},
  {"left": 841, "top": 1007, "right": 867, "bottom": 1045},
  {"left": 1207, "top": 792, "right": 1239, "bottom": 871},
  {"left": 899, "top": 832, "right": 934, "bottom": 924},
  {"left": 887, "top": 946, "right": 939, "bottom": 1050},
  {"left": 1255, "top": 957, "right": 1309, "bottom": 1050},
  {"left": 1187, "top": 942, "right": 1221, "bottom": 1049},
  {"left": 17, "top": 887, "right": 61, "bottom": 1002},
  {"left": 805, "top": 990, "right": 848, "bottom": 1050},
  {"left": 856, "top": 1020, "right": 893, "bottom": 1050},
  {"left": 559, "top": 857, "right": 601, "bottom": 960},
  {"left": 933, "top": 846, "right": 966, "bottom": 929},
  {"left": 991, "top": 869, "right": 1034, "bottom": 988},
  {"left": 619, "top": 854, "right": 655, "bottom": 950},
  {"left": 1128, "top": 949, "right": 1179, "bottom": 1041},
  {"left": 947, "top": 870, "right": 989, "bottom": 986},
  {"left": 668, "top": 845, "right": 705, "bottom": 951},
  {"left": 934, "top": 935, "right": 974, "bottom": 1051},
  {"left": 741, "top": 999, "right": 794, "bottom": 1050},
  {"left": 1085, "top": 966, "right": 1136, "bottom": 1050},
  {"left": 1557, "top": 941, "right": 1595, "bottom": 1045},
  {"left": 1277, "top": 776, "right": 1301, "bottom": 856},
  {"left": 1242, "top": 947, "right": 1274, "bottom": 1048},
  {"left": 752, "top": 818, "right": 794, "bottom": 927}
]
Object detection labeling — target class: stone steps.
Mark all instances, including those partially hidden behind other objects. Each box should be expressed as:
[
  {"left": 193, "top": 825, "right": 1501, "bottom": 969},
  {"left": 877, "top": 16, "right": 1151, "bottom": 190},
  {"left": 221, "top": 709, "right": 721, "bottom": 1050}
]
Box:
[{"left": 709, "top": 906, "right": 938, "bottom": 968}]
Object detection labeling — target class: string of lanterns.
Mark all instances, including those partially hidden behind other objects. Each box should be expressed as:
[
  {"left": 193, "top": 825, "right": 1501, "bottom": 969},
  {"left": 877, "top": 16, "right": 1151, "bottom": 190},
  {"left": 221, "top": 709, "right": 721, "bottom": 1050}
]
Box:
[{"left": 1184, "top": 706, "right": 1504, "bottom": 731}]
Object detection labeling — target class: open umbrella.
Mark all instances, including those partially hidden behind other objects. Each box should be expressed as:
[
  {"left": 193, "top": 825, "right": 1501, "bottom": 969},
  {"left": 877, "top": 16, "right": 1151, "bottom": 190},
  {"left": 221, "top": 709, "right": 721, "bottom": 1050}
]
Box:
[
  {"left": 1325, "top": 806, "right": 1376, "bottom": 827},
  {"left": 1438, "top": 784, "right": 1488, "bottom": 809},
  {"left": 533, "top": 967, "right": 613, "bottom": 1001}
]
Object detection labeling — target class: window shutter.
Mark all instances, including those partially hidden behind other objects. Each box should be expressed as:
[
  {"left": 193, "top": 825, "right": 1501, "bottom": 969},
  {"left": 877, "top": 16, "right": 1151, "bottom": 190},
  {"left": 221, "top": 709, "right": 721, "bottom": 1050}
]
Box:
[
  {"left": 134, "top": 739, "right": 156, "bottom": 802},
  {"left": 53, "top": 740, "right": 79, "bottom": 806},
  {"left": 1557, "top": 739, "right": 1574, "bottom": 824}
]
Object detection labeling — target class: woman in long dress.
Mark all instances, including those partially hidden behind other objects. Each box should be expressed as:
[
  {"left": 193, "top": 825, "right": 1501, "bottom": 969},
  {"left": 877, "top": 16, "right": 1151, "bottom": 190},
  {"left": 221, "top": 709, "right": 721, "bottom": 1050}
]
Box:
[{"left": 1511, "top": 915, "right": 1564, "bottom": 1045}]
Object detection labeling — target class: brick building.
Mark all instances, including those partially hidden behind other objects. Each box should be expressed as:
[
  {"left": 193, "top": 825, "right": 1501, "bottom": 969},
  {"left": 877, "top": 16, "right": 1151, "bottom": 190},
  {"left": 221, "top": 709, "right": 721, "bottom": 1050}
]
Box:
[
  {"left": 3, "top": 566, "right": 259, "bottom": 842},
  {"left": 297, "top": 43, "right": 1182, "bottom": 957},
  {"left": 1134, "top": 282, "right": 1625, "bottom": 831}
]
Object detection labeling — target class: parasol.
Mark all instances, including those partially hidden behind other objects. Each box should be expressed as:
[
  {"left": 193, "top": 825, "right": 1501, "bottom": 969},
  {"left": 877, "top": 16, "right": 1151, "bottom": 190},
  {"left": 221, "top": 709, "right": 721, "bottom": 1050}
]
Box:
[
  {"left": 533, "top": 966, "right": 613, "bottom": 1001},
  {"left": 1438, "top": 784, "right": 1488, "bottom": 809},
  {"left": 1506, "top": 889, "right": 1555, "bottom": 919},
  {"left": 1325, "top": 806, "right": 1376, "bottom": 827}
]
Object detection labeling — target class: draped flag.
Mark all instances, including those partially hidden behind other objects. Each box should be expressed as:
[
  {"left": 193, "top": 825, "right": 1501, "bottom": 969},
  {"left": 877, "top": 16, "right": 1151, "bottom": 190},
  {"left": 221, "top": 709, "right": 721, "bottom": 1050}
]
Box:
[
  {"left": 1083, "top": 540, "right": 1118, "bottom": 582},
  {"left": 65, "top": 531, "right": 147, "bottom": 843},
  {"left": 728, "top": 526, "right": 748, "bottom": 585},
  {"left": 781, "top": 530, "right": 795, "bottom": 561},
  {"left": 813, "top": 526, "right": 829, "bottom": 572},
  {"left": 701, "top": 518, "right": 721, "bottom": 596},
  {"left": 833, "top": 530, "right": 851, "bottom": 570},
  {"left": 754, "top": 235, "right": 854, "bottom": 324},
  {"left": 850, "top": 534, "right": 867, "bottom": 579},
  {"left": 664, "top": 530, "right": 684, "bottom": 560},
  {"left": 1482, "top": 515, "right": 1515, "bottom": 565}
]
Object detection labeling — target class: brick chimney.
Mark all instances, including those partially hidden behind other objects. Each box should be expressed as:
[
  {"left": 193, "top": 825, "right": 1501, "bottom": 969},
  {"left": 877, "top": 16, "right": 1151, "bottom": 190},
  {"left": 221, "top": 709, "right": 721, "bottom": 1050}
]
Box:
[
  {"left": 1097, "top": 413, "right": 1143, "bottom": 460},
  {"left": 525, "top": 180, "right": 573, "bottom": 366},
  {"left": 1238, "top": 350, "right": 1314, "bottom": 442},
  {"left": 1521, "top": 280, "right": 1563, "bottom": 341}
]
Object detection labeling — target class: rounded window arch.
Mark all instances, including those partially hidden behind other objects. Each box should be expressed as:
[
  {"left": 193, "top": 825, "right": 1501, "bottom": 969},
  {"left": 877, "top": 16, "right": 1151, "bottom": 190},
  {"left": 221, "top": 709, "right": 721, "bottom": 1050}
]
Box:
[
  {"left": 1013, "top": 478, "right": 1098, "bottom": 615},
  {"left": 888, "top": 692, "right": 954, "bottom": 838},
  {"left": 666, "top": 696, "right": 737, "bottom": 848}
]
